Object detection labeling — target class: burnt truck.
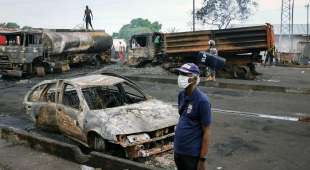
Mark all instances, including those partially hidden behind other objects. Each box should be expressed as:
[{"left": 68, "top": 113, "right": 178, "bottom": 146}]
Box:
[
  {"left": 128, "top": 24, "right": 275, "bottom": 79},
  {"left": 0, "top": 29, "right": 112, "bottom": 77}
]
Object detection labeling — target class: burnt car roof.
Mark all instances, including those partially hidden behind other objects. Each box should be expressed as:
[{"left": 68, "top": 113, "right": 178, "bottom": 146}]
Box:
[{"left": 69, "top": 74, "right": 125, "bottom": 87}]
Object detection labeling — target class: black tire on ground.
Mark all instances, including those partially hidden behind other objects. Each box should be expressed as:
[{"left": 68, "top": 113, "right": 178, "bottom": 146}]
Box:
[
  {"left": 88, "top": 133, "right": 106, "bottom": 152},
  {"left": 233, "top": 65, "right": 252, "bottom": 80}
]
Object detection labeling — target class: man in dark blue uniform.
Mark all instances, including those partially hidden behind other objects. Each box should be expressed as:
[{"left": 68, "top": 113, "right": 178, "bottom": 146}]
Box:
[{"left": 174, "top": 63, "right": 212, "bottom": 170}]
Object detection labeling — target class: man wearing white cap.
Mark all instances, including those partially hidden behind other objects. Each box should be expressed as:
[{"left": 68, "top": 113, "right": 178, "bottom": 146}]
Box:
[{"left": 174, "top": 63, "right": 212, "bottom": 170}]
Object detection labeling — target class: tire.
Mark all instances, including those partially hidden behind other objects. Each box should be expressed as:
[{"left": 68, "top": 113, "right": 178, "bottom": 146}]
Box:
[
  {"left": 43, "top": 63, "right": 54, "bottom": 74},
  {"left": 89, "top": 133, "right": 106, "bottom": 152},
  {"left": 233, "top": 65, "right": 251, "bottom": 79},
  {"left": 89, "top": 55, "right": 102, "bottom": 67}
]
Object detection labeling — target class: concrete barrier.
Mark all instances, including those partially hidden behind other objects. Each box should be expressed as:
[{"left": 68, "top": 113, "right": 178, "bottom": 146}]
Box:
[{"left": 0, "top": 125, "right": 160, "bottom": 170}]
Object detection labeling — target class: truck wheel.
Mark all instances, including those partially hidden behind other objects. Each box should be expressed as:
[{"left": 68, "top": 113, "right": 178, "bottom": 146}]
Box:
[
  {"left": 43, "top": 63, "right": 54, "bottom": 74},
  {"left": 233, "top": 65, "right": 251, "bottom": 79},
  {"left": 35, "top": 67, "right": 46, "bottom": 77},
  {"left": 89, "top": 55, "right": 102, "bottom": 66},
  {"left": 88, "top": 133, "right": 106, "bottom": 152}
]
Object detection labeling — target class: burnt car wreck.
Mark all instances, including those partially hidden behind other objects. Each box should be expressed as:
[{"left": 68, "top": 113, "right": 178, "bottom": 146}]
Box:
[{"left": 23, "top": 73, "right": 178, "bottom": 159}]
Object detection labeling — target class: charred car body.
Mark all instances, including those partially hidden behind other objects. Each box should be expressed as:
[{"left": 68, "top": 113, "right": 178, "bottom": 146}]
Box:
[
  {"left": 128, "top": 24, "right": 275, "bottom": 79},
  {"left": 23, "top": 73, "right": 178, "bottom": 159},
  {"left": 0, "top": 29, "right": 112, "bottom": 77}
]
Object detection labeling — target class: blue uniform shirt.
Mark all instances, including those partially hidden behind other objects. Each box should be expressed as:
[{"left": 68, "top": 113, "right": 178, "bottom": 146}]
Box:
[{"left": 174, "top": 88, "right": 212, "bottom": 157}]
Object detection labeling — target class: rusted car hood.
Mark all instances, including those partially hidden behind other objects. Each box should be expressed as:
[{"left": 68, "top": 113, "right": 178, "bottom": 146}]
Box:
[{"left": 90, "top": 99, "right": 178, "bottom": 138}]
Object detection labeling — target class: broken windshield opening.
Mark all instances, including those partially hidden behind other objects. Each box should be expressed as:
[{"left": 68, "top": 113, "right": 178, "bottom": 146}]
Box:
[
  {"left": 0, "top": 33, "right": 23, "bottom": 46},
  {"left": 82, "top": 82, "right": 146, "bottom": 110},
  {"left": 132, "top": 36, "right": 147, "bottom": 48}
]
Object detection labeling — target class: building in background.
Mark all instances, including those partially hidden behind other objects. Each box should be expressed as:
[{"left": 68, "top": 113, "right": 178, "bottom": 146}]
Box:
[
  {"left": 273, "top": 24, "right": 309, "bottom": 64},
  {"left": 273, "top": 24, "right": 309, "bottom": 53}
]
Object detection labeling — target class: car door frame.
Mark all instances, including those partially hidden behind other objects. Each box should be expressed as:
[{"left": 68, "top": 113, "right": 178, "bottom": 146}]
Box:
[
  {"left": 56, "top": 80, "right": 88, "bottom": 143},
  {"left": 23, "top": 80, "right": 60, "bottom": 130}
]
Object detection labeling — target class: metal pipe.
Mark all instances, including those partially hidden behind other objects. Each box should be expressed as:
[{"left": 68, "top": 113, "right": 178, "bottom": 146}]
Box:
[{"left": 193, "top": 0, "right": 196, "bottom": 32}]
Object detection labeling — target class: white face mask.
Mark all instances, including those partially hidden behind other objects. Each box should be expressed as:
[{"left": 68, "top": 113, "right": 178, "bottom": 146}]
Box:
[
  {"left": 178, "top": 75, "right": 200, "bottom": 89},
  {"left": 178, "top": 75, "right": 191, "bottom": 89}
]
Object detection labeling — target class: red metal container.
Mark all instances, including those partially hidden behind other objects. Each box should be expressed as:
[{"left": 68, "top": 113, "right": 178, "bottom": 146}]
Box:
[{"left": 0, "top": 35, "right": 6, "bottom": 45}]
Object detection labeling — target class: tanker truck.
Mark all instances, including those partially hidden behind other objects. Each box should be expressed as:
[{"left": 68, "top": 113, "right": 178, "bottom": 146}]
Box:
[
  {"left": 128, "top": 24, "right": 275, "bottom": 79},
  {"left": 0, "top": 29, "right": 112, "bottom": 77}
]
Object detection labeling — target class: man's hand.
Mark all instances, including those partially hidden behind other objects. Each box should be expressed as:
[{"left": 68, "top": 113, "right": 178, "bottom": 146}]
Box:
[{"left": 197, "top": 160, "right": 207, "bottom": 170}]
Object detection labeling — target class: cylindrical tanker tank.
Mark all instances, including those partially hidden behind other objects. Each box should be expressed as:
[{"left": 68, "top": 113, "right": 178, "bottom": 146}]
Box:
[{"left": 42, "top": 31, "right": 112, "bottom": 55}]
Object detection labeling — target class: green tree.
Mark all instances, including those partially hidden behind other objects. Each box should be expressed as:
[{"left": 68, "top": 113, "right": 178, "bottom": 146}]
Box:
[
  {"left": 196, "top": 0, "right": 257, "bottom": 29},
  {"left": 5, "top": 22, "right": 20, "bottom": 29},
  {"left": 22, "top": 26, "right": 32, "bottom": 30},
  {"left": 114, "top": 18, "right": 162, "bottom": 42},
  {"left": 112, "top": 32, "right": 119, "bottom": 38}
]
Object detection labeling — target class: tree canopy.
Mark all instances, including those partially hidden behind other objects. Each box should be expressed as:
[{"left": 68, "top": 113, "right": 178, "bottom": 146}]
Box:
[
  {"left": 113, "top": 18, "right": 162, "bottom": 42},
  {"left": 196, "top": 0, "right": 258, "bottom": 29},
  {"left": 0, "top": 22, "right": 21, "bottom": 29},
  {"left": 21, "top": 26, "right": 32, "bottom": 30},
  {"left": 5, "top": 22, "right": 20, "bottom": 29}
]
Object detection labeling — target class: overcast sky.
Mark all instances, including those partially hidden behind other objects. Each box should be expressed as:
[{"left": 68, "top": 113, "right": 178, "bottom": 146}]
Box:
[{"left": 0, "top": 0, "right": 309, "bottom": 34}]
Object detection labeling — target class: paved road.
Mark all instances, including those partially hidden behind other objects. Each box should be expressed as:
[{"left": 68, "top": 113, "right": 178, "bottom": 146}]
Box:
[
  {"left": 139, "top": 81, "right": 310, "bottom": 117},
  {"left": 0, "top": 139, "right": 82, "bottom": 170},
  {"left": 255, "top": 65, "right": 310, "bottom": 89},
  {"left": 139, "top": 81, "right": 310, "bottom": 170},
  {"left": 0, "top": 66, "right": 309, "bottom": 170}
]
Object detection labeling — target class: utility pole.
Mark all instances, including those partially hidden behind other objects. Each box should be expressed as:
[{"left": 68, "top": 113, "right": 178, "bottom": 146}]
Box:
[
  {"left": 291, "top": 0, "right": 294, "bottom": 35},
  {"left": 280, "top": 0, "right": 291, "bottom": 35},
  {"left": 306, "top": 3, "right": 309, "bottom": 41},
  {"left": 291, "top": 0, "right": 294, "bottom": 52},
  {"left": 193, "top": 0, "right": 196, "bottom": 32},
  {"left": 280, "top": 0, "right": 293, "bottom": 53}
]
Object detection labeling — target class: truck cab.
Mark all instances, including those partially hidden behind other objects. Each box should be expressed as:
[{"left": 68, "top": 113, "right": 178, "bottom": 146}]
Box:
[
  {"left": 128, "top": 32, "right": 164, "bottom": 66},
  {"left": 0, "top": 29, "right": 44, "bottom": 77}
]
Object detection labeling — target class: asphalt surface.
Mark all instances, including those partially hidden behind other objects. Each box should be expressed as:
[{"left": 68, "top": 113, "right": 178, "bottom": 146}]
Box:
[
  {"left": 0, "top": 65, "right": 309, "bottom": 170},
  {"left": 255, "top": 65, "right": 310, "bottom": 89},
  {"left": 0, "top": 139, "right": 82, "bottom": 170},
  {"left": 139, "top": 81, "right": 310, "bottom": 170}
]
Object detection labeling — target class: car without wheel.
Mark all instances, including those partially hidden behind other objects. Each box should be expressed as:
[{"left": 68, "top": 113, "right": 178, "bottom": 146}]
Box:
[{"left": 23, "top": 73, "right": 178, "bottom": 159}]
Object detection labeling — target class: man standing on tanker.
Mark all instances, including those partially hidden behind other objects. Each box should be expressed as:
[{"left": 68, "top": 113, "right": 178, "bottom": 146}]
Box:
[
  {"left": 84, "top": 5, "right": 94, "bottom": 31},
  {"left": 174, "top": 63, "right": 212, "bottom": 170}
]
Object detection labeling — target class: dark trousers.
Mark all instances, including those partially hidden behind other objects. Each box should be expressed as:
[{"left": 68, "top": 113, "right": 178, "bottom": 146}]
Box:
[
  {"left": 265, "top": 53, "right": 273, "bottom": 65},
  {"left": 174, "top": 153, "right": 199, "bottom": 170},
  {"left": 86, "top": 17, "right": 93, "bottom": 30}
]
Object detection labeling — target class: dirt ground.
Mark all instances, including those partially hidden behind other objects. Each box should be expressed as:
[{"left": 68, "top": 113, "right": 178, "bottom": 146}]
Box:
[{"left": 0, "top": 65, "right": 310, "bottom": 170}]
